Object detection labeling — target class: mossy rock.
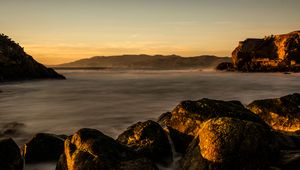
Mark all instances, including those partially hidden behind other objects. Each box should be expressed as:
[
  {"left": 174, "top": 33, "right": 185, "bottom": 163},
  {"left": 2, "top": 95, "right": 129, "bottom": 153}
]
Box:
[
  {"left": 56, "top": 128, "right": 157, "bottom": 170},
  {"left": 160, "top": 98, "right": 267, "bottom": 153},
  {"left": 117, "top": 120, "right": 172, "bottom": 166},
  {"left": 180, "top": 117, "right": 279, "bottom": 170}
]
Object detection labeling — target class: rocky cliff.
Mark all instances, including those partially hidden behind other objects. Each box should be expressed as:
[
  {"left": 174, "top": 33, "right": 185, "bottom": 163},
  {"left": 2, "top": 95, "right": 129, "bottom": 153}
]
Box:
[
  {"left": 218, "top": 31, "right": 300, "bottom": 72},
  {"left": 0, "top": 34, "right": 65, "bottom": 81}
]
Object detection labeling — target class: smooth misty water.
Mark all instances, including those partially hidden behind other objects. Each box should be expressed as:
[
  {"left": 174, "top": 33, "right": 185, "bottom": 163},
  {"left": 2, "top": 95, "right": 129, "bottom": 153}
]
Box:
[{"left": 0, "top": 69, "right": 300, "bottom": 170}]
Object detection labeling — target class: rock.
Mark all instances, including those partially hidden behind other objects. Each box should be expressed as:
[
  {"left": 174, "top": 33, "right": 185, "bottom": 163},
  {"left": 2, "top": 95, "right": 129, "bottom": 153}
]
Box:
[
  {"left": 216, "top": 62, "right": 234, "bottom": 71},
  {"left": 117, "top": 120, "right": 172, "bottom": 166},
  {"left": 56, "top": 128, "right": 157, "bottom": 170},
  {"left": 275, "top": 150, "right": 300, "bottom": 170},
  {"left": 0, "top": 138, "right": 23, "bottom": 170},
  {"left": 248, "top": 93, "right": 300, "bottom": 132},
  {"left": 180, "top": 117, "right": 278, "bottom": 170},
  {"left": 160, "top": 98, "right": 266, "bottom": 153},
  {"left": 0, "top": 34, "right": 65, "bottom": 82},
  {"left": 1, "top": 122, "right": 25, "bottom": 135},
  {"left": 22, "top": 133, "right": 65, "bottom": 163},
  {"left": 273, "top": 131, "right": 300, "bottom": 150},
  {"left": 231, "top": 31, "right": 300, "bottom": 72},
  {"left": 157, "top": 112, "right": 171, "bottom": 126}
]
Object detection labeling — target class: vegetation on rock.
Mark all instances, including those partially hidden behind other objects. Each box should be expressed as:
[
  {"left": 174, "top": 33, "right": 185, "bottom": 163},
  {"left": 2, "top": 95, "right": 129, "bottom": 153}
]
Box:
[{"left": 0, "top": 33, "right": 65, "bottom": 81}]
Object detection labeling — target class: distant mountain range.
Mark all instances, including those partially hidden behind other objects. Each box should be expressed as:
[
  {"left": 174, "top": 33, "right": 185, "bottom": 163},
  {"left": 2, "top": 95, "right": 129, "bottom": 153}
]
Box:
[{"left": 56, "top": 55, "right": 230, "bottom": 70}]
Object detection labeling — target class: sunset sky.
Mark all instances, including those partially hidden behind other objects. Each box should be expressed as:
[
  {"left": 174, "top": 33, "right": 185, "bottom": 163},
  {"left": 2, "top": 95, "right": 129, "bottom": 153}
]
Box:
[{"left": 1, "top": 0, "right": 300, "bottom": 65}]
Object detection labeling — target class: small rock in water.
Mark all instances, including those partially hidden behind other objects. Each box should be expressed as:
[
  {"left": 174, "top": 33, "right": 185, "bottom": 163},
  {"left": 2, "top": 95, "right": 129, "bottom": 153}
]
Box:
[{"left": 1, "top": 122, "right": 25, "bottom": 135}]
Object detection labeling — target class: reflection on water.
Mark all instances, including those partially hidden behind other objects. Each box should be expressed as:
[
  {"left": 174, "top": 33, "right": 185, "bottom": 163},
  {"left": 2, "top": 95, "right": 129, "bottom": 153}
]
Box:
[{"left": 0, "top": 70, "right": 299, "bottom": 169}]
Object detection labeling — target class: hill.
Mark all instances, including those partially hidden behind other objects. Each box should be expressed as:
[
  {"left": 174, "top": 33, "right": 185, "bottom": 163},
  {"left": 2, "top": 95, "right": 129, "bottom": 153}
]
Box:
[
  {"left": 0, "top": 34, "right": 65, "bottom": 81},
  {"left": 57, "top": 54, "right": 230, "bottom": 70}
]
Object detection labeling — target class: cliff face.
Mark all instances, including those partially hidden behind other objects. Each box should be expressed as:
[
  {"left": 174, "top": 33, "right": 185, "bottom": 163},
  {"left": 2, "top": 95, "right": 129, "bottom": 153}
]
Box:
[
  {"left": 231, "top": 31, "right": 300, "bottom": 72},
  {"left": 0, "top": 34, "right": 65, "bottom": 81}
]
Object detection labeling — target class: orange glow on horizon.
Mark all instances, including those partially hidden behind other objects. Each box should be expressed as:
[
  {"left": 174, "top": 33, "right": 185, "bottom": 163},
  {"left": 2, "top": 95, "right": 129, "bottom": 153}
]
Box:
[{"left": 24, "top": 44, "right": 231, "bottom": 65}]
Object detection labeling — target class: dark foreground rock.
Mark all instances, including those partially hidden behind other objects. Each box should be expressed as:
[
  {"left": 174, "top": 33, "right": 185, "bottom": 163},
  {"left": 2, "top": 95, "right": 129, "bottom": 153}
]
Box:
[
  {"left": 274, "top": 150, "right": 300, "bottom": 170},
  {"left": 22, "top": 133, "right": 65, "bottom": 163},
  {"left": 160, "top": 98, "right": 266, "bottom": 153},
  {"left": 56, "top": 128, "right": 157, "bottom": 170},
  {"left": 117, "top": 120, "right": 172, "bottom": 166},
  {"left": 180, "top": 117, "right": 278, "bottom": 170},
  {"left": 0, "top": 138, "right": 23, "bottom": 170},
  {"left": 229, "top": 31, "right": 300, "bottom": 72},
  {"left": 248, "top": 93, "right": 300, "bottom": 132},
  {"left": 0, "top": 34, "right": 65, "bottom": 81}
]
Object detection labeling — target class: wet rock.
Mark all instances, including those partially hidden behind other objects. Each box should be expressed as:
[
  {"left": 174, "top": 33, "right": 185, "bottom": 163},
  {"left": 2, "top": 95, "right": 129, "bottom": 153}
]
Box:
[
  {"left": 117, "top": 120, "right": 172, "bottom": 166},
  {"left": 56, "top": 128, "right": 157, "bottom": 170},
  {"left": 160, "top": 98, "right": 266, "bottom": 153},
  {"left": 0, "top": 138, "right": 23, "bottom": 170},
  {"left": 22, "top": 133, "right": 65, "bottom": 163},
  {"left": 180, "top": 117, "right": 278, "bottom": 170},
  {"left": 248, "top": 93, "right": 300, "bottom": 132},
  {"left": 0, "top": 33, "right": 65, "bottom": 82}
]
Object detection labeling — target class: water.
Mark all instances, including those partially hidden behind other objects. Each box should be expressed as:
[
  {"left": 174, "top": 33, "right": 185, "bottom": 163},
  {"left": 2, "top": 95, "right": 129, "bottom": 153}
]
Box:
[{"left": 0, "top": 69, "right": 300, "bottom": 169}]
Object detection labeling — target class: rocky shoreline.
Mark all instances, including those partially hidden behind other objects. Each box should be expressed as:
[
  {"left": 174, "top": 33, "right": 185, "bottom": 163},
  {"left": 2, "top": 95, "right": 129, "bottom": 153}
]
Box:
[{"left": 1, "top": 93, "right": 300, "bottom": 170}]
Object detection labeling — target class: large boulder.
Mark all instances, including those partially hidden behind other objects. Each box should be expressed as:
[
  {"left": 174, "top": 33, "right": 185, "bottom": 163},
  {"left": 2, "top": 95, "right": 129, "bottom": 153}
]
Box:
[
  {"left": 180, "top": 117, "right": 278, "bottom": 170},
  {"left": 56, "top": 128, "right": 157, "bottom": 170},
  {"left": 160, "top": 98, "right": 266, "bottom": 153},
  {"left": 22, "top": 133, "right": 65, "bottom": 163},
  {"left": 117, "top": 120, "right": 172, "bottom": 166},
  {"left": 0, "top": 34, "right": 65, "bottom": 82},
  {"left": 231, "top": 31, "right": 300, "bottom": 72},
  {"left": 0, "top": 138, "right": 23, "bottom": 170},
  {"left": 248, "top": 93, "right": 300, "bottom": 132}
]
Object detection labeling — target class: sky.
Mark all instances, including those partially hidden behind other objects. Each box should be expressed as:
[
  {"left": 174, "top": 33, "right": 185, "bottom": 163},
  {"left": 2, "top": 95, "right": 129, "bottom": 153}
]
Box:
[{"left": 1, "top": 0, "right": 300, "bottom": 65}]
